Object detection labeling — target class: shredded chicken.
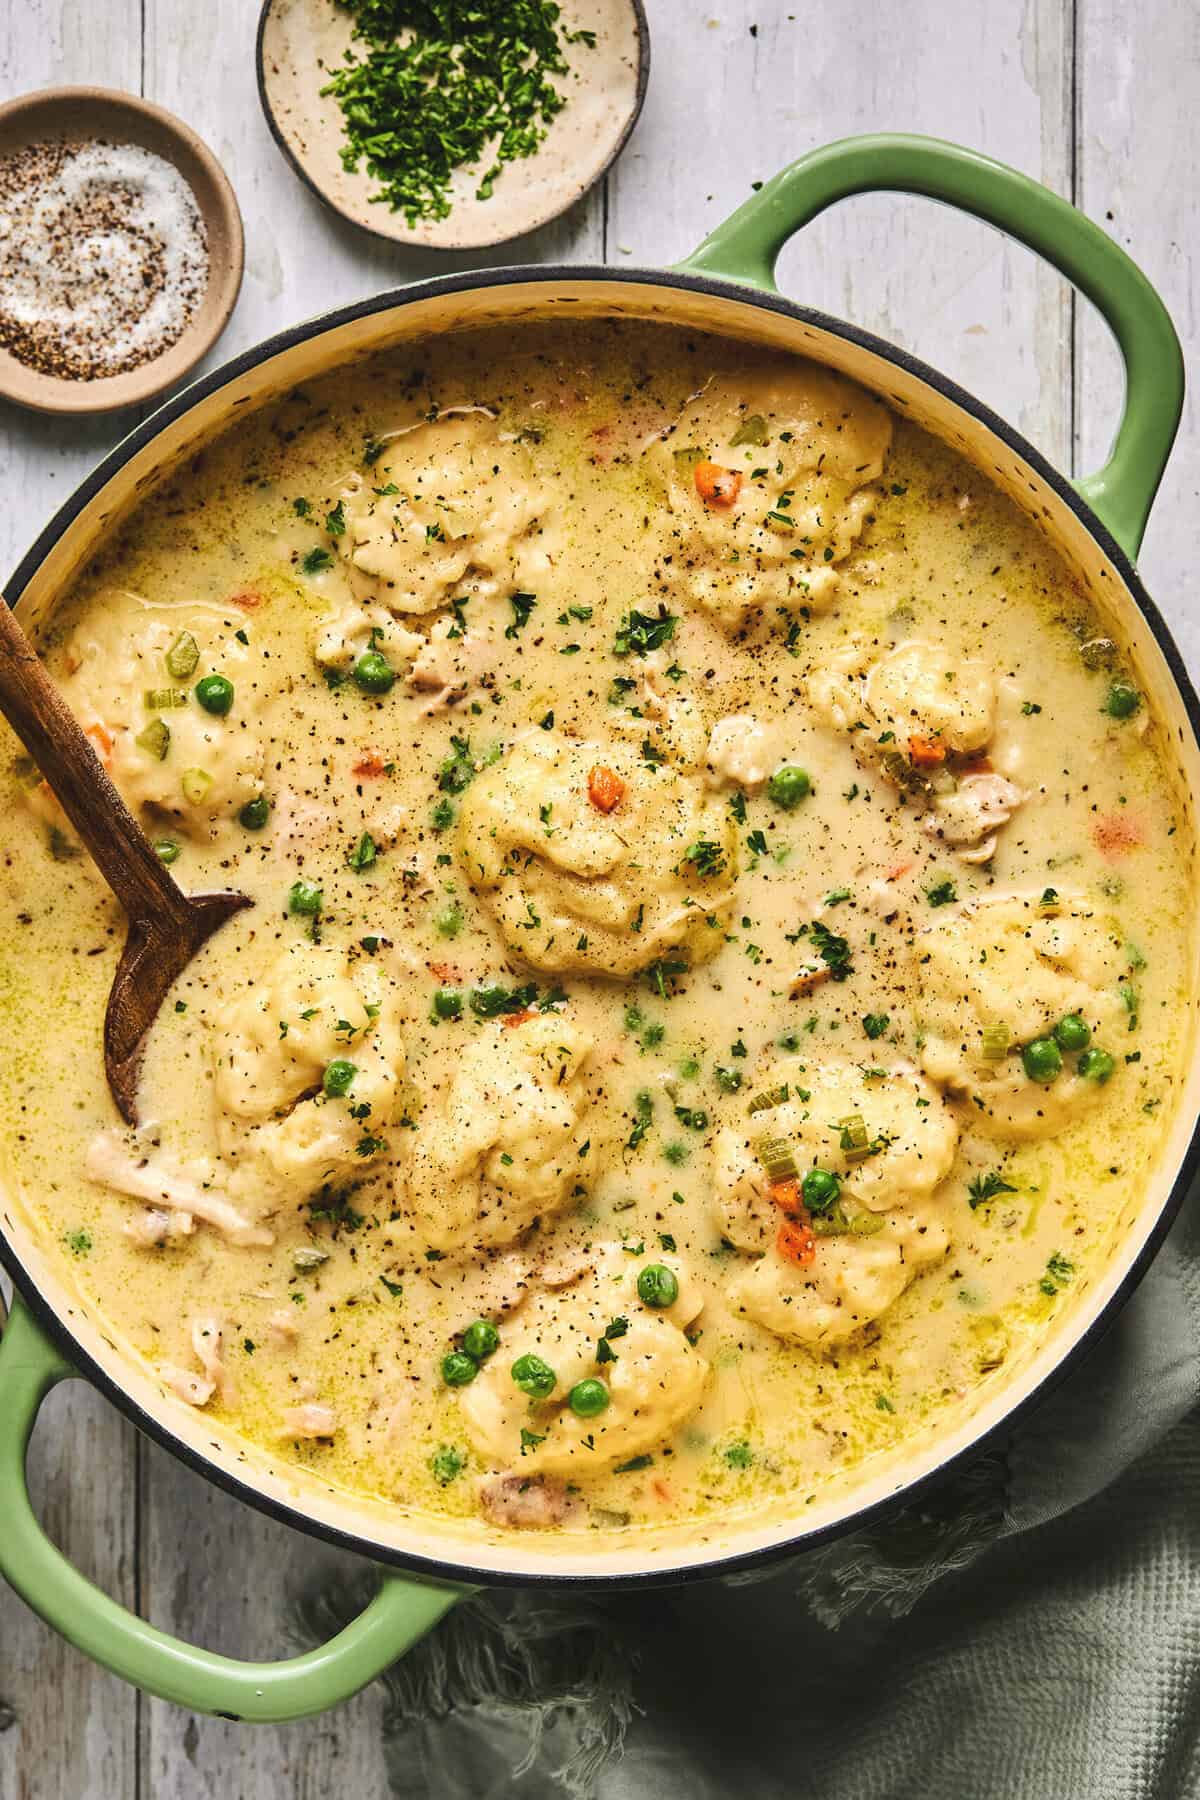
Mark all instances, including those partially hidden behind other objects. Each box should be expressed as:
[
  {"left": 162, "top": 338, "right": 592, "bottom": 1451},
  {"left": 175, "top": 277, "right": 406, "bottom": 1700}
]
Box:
[
  {"left": 191, "top": 1316, "right": 234, "bottom": 1405},
  {"left": 267, "top": 1309, "right": 300, "bottom": 1344},
  {"left": 123, "top": 1207, "right": 195, "bottom": 1247},
  {"left": 86, "top": 1132, "right": 273, "bottom": 1248},
  {"left": 280, "top": 1402, "right": 337, "bottom": 1440},
  {"left": 478, "top": 1473, "right": 584, "bottom": 1530},
  {"left": 924, "top": 772, "right": 1024, "bottom": 858},
  {"left": 160, "top": 1364, "right": 215, "bottom": 1408}
]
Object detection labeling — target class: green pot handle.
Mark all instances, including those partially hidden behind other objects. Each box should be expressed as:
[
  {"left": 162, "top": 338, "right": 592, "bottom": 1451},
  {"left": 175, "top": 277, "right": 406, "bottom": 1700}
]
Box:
[
  {"left": 0, "top": 1296, "right": 467, "bottom": 1721},
  {"left": 677, "top": 132, "right": 1184, "bottom": 563}
]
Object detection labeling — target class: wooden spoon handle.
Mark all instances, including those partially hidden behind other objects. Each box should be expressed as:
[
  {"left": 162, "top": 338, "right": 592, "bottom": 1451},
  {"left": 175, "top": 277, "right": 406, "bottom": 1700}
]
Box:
[{"left": 0, "top": 598, "right": 192, "bottom": 928}]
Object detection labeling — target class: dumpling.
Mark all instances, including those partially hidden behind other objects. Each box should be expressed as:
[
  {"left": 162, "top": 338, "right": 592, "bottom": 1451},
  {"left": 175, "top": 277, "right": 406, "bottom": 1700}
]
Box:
[
  {"left": 28, "top": 592, "right": 264, "bottom": 841},
  {"left": 727, "top": 1199, "right": 950, "bottom": 1347},
  {"left": 712, "top": 1060, "right": 960, "bottom": 1254},
  {"left": 458, "top": 1252, "right": 708, "bottom": 1476},
  {"left": 916, "top": 891, "right": 1128, "bottom": 1139},
  {"left": 809, "top": 638, "right": 997, "bottom": 758},
  {"left": 808, "top": 639, "right": 1022, "bottom": 858},
  {"left": 398, "top": 1012, "right": 598, "bottom": 1252},
  {"left": 336, "top": 409, "right": 558, "bottom": 615},
  {"left": 646, "top": 362, "right": 892, "bottom": 629},
  {"left": 211, "top": 942, "right": 405, "bottom": 1195},
  {"left": 703, "top": 713, "right": 781, "bottom": 792},
  {"left": 456, "top": 732, "right": 737, "bottom": 978}
]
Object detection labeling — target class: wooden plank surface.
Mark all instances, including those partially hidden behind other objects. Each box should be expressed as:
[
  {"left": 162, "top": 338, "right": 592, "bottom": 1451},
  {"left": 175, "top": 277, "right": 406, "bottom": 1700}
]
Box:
[
  {"left": 1074, "top": 0, "right": 1200, "bottom": 661},
  {"left": 0, "top": 1, "right": 1194, "bottom": 1794},
  {"left": 0, "top": 6, "right": 143, "bottom": 1795}
]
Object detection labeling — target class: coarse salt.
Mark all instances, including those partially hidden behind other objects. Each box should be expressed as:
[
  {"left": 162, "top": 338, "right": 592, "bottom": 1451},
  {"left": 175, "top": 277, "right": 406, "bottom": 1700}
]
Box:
[{"left": 0, "top": 138, "right": 210, "bottom": 381}]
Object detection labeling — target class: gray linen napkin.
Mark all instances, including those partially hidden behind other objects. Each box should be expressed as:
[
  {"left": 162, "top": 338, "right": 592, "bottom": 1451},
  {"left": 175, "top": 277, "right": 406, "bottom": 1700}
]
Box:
[{"left": 298, "top": 1182, "right": 1200, "bottom": 1799}]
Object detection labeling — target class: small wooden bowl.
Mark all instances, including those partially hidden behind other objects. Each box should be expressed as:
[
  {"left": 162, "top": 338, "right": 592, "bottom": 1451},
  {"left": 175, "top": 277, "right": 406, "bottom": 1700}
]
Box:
[
  {"left": 0, "top": 87, "right": 244, "bottom": 416},
  {"left": 257, "top": 0, "right": 649, "bottom": 250}
]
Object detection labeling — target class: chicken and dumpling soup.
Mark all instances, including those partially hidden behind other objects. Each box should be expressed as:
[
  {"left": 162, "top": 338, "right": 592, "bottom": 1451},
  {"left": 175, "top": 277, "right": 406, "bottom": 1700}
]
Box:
[{"left": 0, "top": 321, "right": 1192, "bottom": 1541}]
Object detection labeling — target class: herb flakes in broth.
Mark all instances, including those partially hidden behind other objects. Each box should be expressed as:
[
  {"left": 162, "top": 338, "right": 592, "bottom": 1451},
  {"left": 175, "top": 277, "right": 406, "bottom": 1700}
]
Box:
[{"left": 0, "top": 320, "right": 1191, "bottom": 1543}]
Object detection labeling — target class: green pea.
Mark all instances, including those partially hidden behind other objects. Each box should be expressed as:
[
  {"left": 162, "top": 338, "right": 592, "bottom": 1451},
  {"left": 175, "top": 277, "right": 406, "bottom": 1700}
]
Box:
[
  {"left": 288, "top": 879, "right": 323, "bottom": 916},
  {"left": 462, "top": 1319, "right": 499, "bottom": 1362},
  {"left": 1054, "top": 1013, "right": 1091, "bottom": 1053},
  {"left": 767, "top": 765, "right": 812, "bottom": 810},
  {"left": 441, "top": 1351, "right": 478, "bottom": 1388},
  {"left": 153, "top": 839, "right": 180, "bottom": 865},
  {"left": 353, "top": 650, "right": 396, "bottom": 695},
  {"left": 1021, "top": 1037, "right": 1063, "bottom": 1083},
  {"left": 802, "top": 1167, "right": 841, "bottom": 1213},
  {"left": 1078, "top": 1047, "right": 1116, "bottom": 1084},
  {"left": 195, "top": 674, "right": 235, "bottom": 716},
  {"left": 568, "top": 1378, "right": 611, "bottom": 1418},
  {"left": 322, "top": 1059, "right": 357, "bottom": 1098},
  {"left": 431, "top": 987, "right": 463, "bottom": 1021},
  {"left": 511, "top": 1353, "right": 556, "bottom": 1398},
  {"left": 637, "top": 1263, "right": 679, "bottom": 1308},
  {"left": 1104, "top": 678, "right": 1141, "bottom": 720},
  {"left": 239, "top": 795, "right": 270, "bottom": 830}
]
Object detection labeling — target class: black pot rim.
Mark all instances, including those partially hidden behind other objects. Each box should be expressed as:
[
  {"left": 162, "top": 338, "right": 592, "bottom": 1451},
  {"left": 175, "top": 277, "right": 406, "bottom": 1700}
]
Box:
[{"left": 4, "top": 262, "right": 1199, "bottom": 1594}]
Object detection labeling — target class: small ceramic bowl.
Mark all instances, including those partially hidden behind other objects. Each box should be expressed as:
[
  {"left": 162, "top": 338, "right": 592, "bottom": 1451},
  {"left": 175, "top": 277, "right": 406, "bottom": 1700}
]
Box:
[
  {"left": 0, "top": 87, "right": 244, "bottom": 416},
  {"left": 256, "top": 0, "right": 649, "bottom": 250}
]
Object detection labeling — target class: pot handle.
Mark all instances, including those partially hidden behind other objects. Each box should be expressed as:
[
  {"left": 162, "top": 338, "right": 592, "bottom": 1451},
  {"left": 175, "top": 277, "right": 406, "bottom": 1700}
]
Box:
[
  {"left": 677, "top": 133, "right": 1184, "bottom": 563},
  {"left": 0, "top": 1296, "right": 466, "bottom": 1721}
]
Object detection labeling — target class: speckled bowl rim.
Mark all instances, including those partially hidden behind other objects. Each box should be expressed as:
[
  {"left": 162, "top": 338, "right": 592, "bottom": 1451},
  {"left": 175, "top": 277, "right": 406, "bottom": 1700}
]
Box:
[
  {"left": 254, "top": 0, "right": 651, "bottom": 250},
  {"left": 0, "top": 85, "right": 245, "bottom": 417}
]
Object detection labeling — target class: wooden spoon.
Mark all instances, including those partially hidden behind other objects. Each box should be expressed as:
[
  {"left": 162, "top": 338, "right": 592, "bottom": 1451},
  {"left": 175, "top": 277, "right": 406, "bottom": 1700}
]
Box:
[{"left": 0, "top": 600, "right": 251, "bottom": 1124}]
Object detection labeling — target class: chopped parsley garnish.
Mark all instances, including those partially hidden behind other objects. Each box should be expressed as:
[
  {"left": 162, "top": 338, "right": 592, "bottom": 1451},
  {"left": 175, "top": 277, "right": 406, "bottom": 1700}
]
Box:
[
  {"left": 320, "top": 0, "right": 598, "bottom": 226},
  {"left": 347, "top": 831, "right": 378, "bottom": 873},
  {"left": 301, "top": 546, "right": 334, "bottom": 575},
  {"left": 925, "top": 878, "right": 958, "bottom": 907},
  {"left": 967, "top": 1169, "right": 1018, "bottom": 1209},
  {"left": 613, "top": 605, "right": 677, "bottom": 657},
  {"left": 808, "top": 919, "right": 853, "bottom": 981},
  {"left": 505, "top": 591, "right": 537, "bottom": 638},
  {"left": 469, "top": 980, "right": 542, "bottom": 1019},
  {"left": 683, "top": 838, "right": 727, "bottom": 879},
  {"left": 627, "top": 1089, "right": 654, "bottom": 1150},
  {"left": 862, "top": 1012, "right": 890, "bottom": 1040},
  {"left": 1039, "top": 1251, "right": 1075, "bottom": 1296}
]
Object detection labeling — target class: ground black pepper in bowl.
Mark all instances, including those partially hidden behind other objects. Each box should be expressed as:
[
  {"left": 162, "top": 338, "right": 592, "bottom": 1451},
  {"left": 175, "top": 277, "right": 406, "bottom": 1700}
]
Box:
[{"left": 0, "top": 137, "right": 210, "bottom": 382}]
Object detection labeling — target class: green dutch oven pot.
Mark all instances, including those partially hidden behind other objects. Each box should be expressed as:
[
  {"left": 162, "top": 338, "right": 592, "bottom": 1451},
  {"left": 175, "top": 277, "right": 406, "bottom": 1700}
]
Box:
[{"left": 0, "top": 134, "right": 1193, "bottom": 1723}]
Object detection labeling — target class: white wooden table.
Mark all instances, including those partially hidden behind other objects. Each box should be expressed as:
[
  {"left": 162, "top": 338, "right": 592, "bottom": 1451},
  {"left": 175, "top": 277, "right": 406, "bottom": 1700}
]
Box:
[{"left": 0, "top": 1, "right": 1196, "bottom": 1792}]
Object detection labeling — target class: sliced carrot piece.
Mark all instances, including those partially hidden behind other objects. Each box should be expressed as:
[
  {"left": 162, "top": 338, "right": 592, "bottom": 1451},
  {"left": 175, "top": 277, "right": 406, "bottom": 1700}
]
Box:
[
  {"left": 353, "top": 752, "right": 387, "bottom": 778},
  {"left": 693, "top": 461, "right": 743, "bottom": 508},
  {"left": 884, "top": 859, "right": 914, "bottom": 882},
  {"left": 86, "top": 722, "right": 113, "bottom": 761},
  {"left": 768, "top": 1178, "right": 804, "bottom": 1217},
  {"left": 1092, "top": 813, "right": 1144, "bottom": 859},
  {"left": 908, "top": 735, "right": 946, "bottom": 767},
  {"left": 587, "top": 764, "right": 626, "bottom": 813},
  {"left": 502, "top": 1008, "right": 538, "bottom": 1029},
  {"left": 777, "top": 1215, "right": 816, "bottom": 1268},
  {"left": 229, "top": 589, "right": 263, "bottom": 610}
]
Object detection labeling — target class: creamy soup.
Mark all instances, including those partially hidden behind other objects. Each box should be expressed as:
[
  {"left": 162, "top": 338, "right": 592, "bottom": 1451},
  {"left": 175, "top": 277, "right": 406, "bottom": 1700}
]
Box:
[{"left": 0, "top": 321, "right": 1192, "bottom": 1540}]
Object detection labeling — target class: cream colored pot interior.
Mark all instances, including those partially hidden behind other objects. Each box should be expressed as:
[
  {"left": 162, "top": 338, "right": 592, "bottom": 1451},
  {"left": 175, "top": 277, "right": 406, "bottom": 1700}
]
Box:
[{"left": 5, "top": 277, "right": 1200, "bottom": 1582}]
